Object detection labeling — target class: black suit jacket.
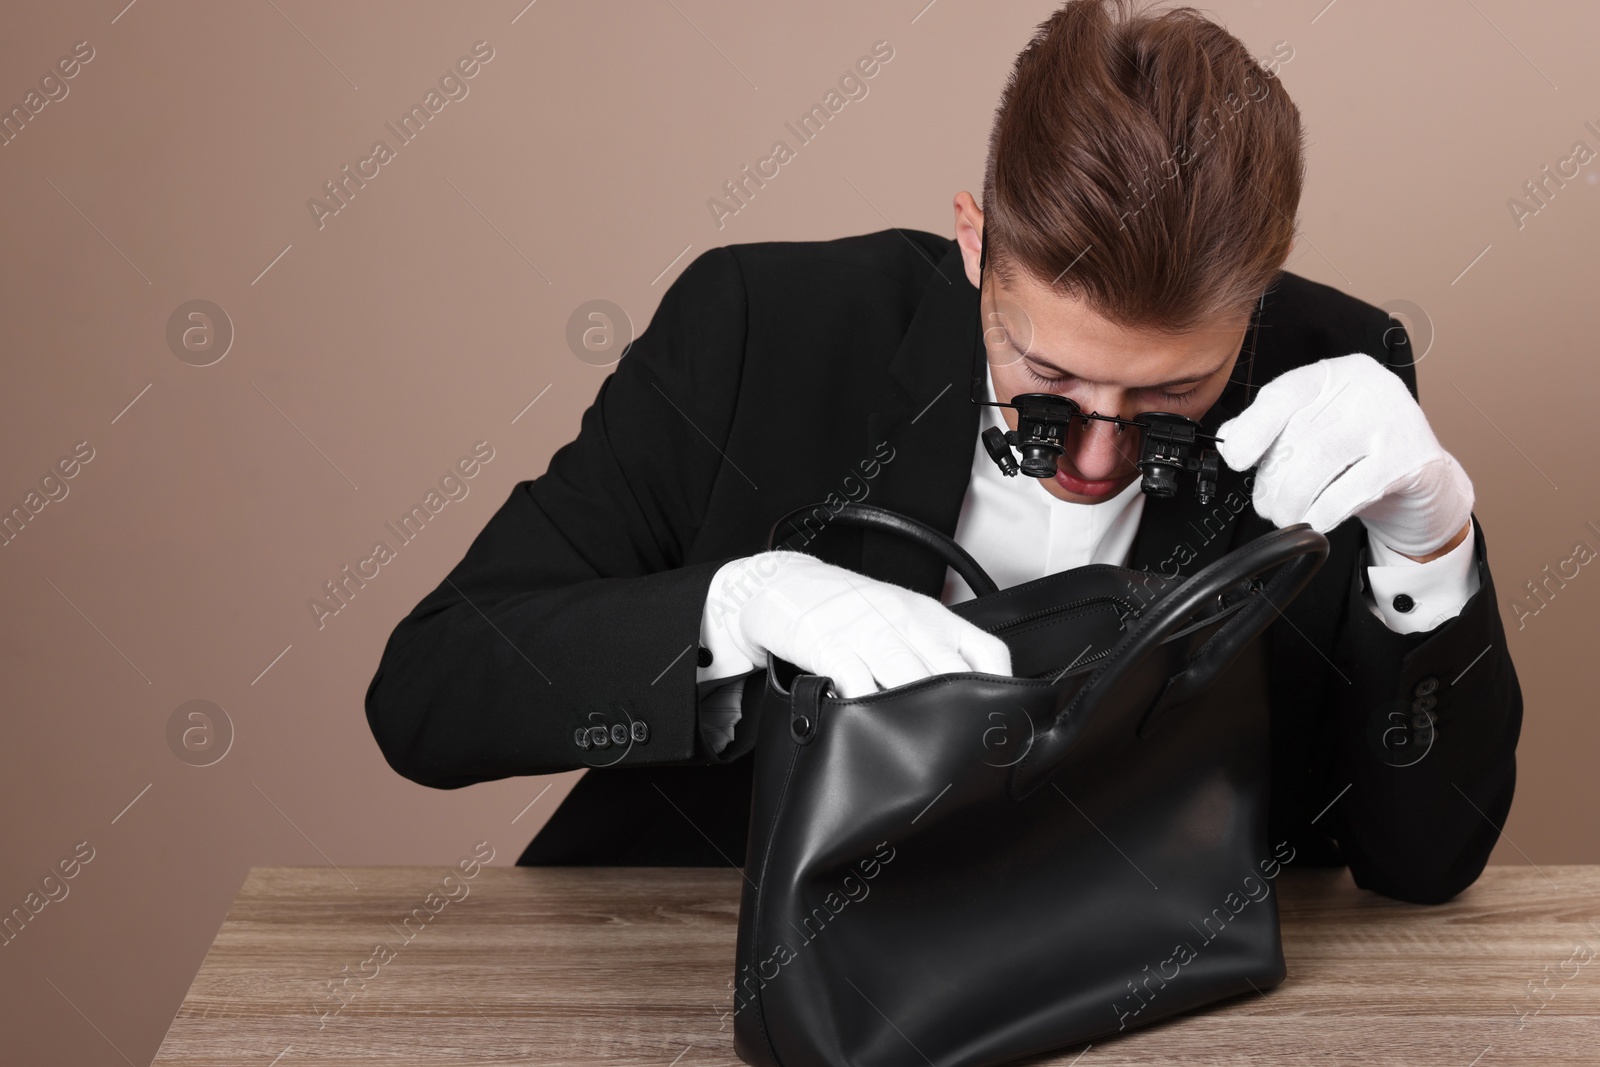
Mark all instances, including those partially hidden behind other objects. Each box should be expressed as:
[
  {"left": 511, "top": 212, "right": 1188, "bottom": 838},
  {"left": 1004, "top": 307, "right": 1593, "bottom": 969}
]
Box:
[{"left": 364, "top": 229, "right": 1522, "bottom": 904}]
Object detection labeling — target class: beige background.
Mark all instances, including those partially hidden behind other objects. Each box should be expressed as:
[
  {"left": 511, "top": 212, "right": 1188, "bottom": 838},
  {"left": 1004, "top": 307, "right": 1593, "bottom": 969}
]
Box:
[{"left": 1, "top": 0, "right": 1595, "bottom": 1062}]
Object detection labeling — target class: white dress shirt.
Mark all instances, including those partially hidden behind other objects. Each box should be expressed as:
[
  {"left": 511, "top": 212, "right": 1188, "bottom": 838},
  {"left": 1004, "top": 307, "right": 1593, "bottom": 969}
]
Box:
[{"left": 694, "top": 364, "right": 1481, "bottom": 754}]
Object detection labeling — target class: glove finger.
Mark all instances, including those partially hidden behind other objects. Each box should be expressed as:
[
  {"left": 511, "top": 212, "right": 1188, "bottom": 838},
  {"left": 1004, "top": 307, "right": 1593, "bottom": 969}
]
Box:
[
  {"left": 864, "top": 637, "right": 944, "bottom": 691},
  {"left": 955, "top": 625, "right": 1013, "bottom": 677},
  {"left": 1246, "top": 447, "right": 1307, "bottom": 526},
  {"left": 900, "top": 608, "right": 1009, "bottom": 678},
  {"left": 814, "top": 649, "right": 878, "bottom": 699},
  {"left": 1301, "top": 455, "right": 1386, "bottom": 533},
  {"left": 919, "top": 641, "right": 986, "bottom": 679},
  {"left": 1214, "top": 362, "right": 1327, "bottom": 471},
  {"left": 866, "top": 633, "right": 1004, "bottom": 690}
]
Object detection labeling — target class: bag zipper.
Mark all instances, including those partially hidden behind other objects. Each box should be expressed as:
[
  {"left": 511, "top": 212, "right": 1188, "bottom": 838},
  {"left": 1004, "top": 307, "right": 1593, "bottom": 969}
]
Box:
[
  {"left": 979, "top": 595, "right": 1138, "bottom": 681},
  {"left": 983, "top": 595, "right": 1143, "bottom": 637}
]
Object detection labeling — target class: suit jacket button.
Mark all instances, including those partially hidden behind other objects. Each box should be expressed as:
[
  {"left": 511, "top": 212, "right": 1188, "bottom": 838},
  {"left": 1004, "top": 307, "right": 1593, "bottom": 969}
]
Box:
[
  {"left": 631, "top": 720, "right": 649, "bottom": 743},
  {"left": 588, "top": 725, "right": 610, "bottom": 748},
  {"left": 1392, "top": 593, "right": 1415, "bottom": 613},
  {"left": 1412, "top": 692, "right": 1437, "bottom": 714},
  {"left": 574, "top": 727, "right": 591, "bottom": 749},
  {"left": 1414, "top": 675, "right": 1439, "bottom": 697},
  {"left": 610, "top": 723, "right": 628, "bottom": 746},
  {"left": 697, "top": 645, "right": 714, "bottom": 668}
]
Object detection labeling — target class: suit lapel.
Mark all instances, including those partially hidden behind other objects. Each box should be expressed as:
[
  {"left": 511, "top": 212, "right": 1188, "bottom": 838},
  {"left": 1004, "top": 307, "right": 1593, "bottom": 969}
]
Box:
[
  {"left": 857, "top": 239, "right": 981, "bottom": 597},
  {"left": 1126, "top": 283, "right": 1274, "bottom": 577}
]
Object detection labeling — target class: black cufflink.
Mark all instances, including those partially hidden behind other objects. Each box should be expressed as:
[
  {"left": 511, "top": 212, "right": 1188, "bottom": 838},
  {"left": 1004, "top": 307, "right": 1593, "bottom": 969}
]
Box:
[
  {"left": 697, "top": 645, "right": 713, "bottom": 668},
  {"left": 1392, "top": 593, "right": 1415, "bottom": 613}
]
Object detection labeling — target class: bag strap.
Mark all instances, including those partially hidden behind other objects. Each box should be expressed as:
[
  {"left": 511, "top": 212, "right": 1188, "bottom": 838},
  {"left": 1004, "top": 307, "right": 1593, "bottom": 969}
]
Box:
[
  {"left": 764, "top": 501, "right": 1000, "bottom": 598},
  {"left": 1008, "top": 523, "right": 1330, "bottom": 801},
  {"left": 788, "top": 674, "right": 829, "bottom": 746}
]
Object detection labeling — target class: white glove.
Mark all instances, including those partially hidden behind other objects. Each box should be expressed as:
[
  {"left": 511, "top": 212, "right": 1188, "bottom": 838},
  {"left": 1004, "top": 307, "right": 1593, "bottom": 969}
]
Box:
[
  {"left": 705, "top": 550, "right": 1012, "bottom": 699},
  {"left": 1214, "top": 353, "right": 1474, "bottom": 557}
]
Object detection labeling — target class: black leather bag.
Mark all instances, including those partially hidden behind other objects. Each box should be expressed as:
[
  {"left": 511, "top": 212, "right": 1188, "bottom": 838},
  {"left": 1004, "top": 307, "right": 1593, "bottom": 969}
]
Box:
[{"left": 731, "top": 501, "right": 1329, "bottom": 1067}]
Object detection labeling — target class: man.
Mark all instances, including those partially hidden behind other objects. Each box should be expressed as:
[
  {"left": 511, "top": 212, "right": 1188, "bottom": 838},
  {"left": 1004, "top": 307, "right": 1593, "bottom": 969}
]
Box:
[{"left": 365, "top": 0, "right": 1520, "bottom": 904}]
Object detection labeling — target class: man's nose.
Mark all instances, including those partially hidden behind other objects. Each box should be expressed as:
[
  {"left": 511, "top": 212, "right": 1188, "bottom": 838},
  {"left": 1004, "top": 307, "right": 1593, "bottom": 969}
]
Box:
[{"left": 1065, "top": 403, "right": 1138, "bottom": 480}]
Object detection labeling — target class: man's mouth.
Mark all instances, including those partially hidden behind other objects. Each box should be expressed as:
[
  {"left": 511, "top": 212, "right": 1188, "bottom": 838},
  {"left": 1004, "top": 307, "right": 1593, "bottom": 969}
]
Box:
[{"left": 1053, "top": 459, "right": 1124, "bottom": 498}]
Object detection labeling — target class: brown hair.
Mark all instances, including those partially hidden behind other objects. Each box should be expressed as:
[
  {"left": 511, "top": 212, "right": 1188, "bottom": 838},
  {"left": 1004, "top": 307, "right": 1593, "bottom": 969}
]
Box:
[{"left": 981, "top": 0, "right": 1304, "bottom": 333}]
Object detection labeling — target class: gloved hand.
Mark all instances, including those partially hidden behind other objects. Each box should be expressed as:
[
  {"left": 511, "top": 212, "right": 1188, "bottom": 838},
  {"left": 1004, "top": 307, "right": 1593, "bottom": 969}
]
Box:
[
  {"left": 709, "top": 550, "right": 1012, "bottom": 699},
  {"left": 1213, "top": 353, "right": 1474, "bottom": 557}
]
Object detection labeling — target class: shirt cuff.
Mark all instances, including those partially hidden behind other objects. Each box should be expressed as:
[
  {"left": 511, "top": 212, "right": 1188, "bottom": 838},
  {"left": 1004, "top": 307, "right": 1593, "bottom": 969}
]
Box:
[
  {"left": 1363, "top": 517, "right": 1481, "bottom": 633},
  {"left": 696, "top": 676, "right": 746, "bottom": 757}
]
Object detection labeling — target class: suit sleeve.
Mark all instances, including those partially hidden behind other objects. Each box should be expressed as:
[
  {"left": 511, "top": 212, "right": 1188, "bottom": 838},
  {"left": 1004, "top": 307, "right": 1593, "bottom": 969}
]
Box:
[
  {"left": 364, "top": 246, "right": 753, "bottom": 788},
  {"left": 1322, "top": 315, "right": 1524, "bottom": 903}
]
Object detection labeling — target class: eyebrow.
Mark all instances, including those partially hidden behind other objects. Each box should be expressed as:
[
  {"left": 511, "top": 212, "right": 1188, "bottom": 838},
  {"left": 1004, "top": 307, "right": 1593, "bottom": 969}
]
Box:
[{"left": 1012, "top": 338, "right": 1231, "bottom": 390}]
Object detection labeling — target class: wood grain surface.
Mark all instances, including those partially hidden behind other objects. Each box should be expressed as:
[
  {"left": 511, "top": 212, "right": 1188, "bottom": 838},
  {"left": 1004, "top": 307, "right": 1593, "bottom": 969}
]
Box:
[{"left": 151, "top": 865, "right": 1600, "bottom": 1066}]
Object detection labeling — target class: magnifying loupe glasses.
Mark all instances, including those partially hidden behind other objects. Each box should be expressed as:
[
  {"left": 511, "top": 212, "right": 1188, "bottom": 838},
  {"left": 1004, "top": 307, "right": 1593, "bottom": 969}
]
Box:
[{"left": 967, "top": 224, "right": 1261, "bottom": 506}]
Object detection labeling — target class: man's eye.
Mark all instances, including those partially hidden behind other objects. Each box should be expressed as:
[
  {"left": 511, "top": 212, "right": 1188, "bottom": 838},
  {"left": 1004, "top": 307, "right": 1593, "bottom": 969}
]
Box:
[
  {"left": 1023, "top": 362, "right": 1201, "bottom": 406},
  {"left": 1154, "top": 385, "right": 1201, "bottom": 404},
  {"left": 1022, "top": 364, "right": 1066, "bottom": 387}
]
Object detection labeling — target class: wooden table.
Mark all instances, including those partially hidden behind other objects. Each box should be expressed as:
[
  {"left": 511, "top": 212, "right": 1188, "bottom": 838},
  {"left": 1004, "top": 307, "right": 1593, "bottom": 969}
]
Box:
[{"left": 152, "top": 865, "right": 1600, "bottom": 1066}]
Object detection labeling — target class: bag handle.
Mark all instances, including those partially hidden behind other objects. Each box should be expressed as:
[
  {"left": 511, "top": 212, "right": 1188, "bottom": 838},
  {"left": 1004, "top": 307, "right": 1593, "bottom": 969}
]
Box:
[
  {"left": 1008, "top": 522, "right": 1329, "bottom": 801},
  {"left": 764, "top": 501, "right": 1000, "bottom": 598}
]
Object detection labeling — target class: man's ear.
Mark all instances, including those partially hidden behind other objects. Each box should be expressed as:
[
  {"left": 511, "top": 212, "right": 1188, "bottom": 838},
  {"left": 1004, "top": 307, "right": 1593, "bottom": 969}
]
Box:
[{"left": 953, "top": 191, "right": 984, "bottom": 289}]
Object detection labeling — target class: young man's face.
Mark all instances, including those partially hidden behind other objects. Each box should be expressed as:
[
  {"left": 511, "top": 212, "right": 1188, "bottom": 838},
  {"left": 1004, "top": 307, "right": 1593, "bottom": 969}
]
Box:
[{"left": 954, "top": 192, "right": 1251, "bottom": 505}]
